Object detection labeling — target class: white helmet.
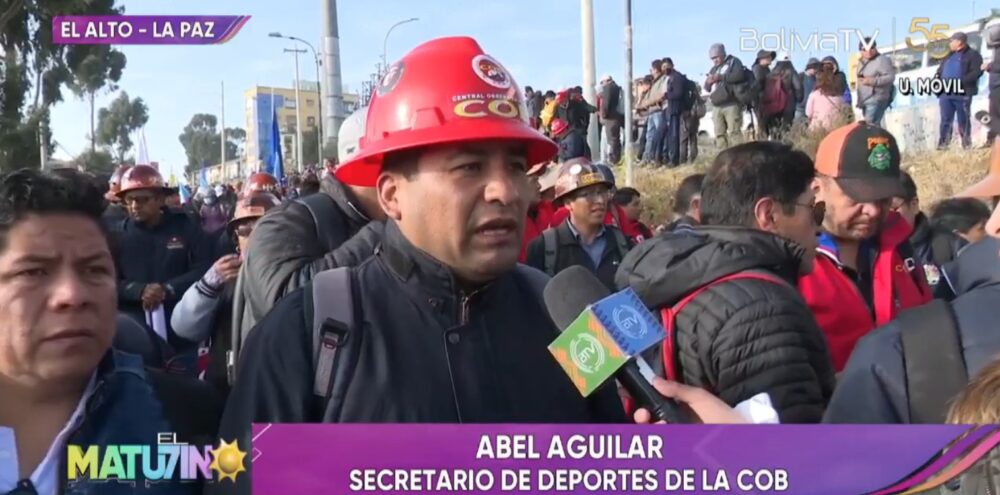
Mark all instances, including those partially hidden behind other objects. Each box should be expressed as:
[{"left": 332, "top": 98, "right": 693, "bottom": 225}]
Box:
[{"left": 337, "top": 106, "right": 368, "bottom": 163}]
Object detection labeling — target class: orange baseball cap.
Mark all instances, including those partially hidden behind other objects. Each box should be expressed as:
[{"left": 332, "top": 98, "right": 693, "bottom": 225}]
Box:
[{"left": 814, "top": 122, "right": 904, "bottom": 202}]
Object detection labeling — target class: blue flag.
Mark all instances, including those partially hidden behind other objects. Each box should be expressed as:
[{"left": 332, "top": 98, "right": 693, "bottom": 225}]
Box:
[
  {"left": 198, "top": 159, "right": 209, "bottom": 189},
  {"left": 266, "top": 108, "right": 284, "bottom": 180}
]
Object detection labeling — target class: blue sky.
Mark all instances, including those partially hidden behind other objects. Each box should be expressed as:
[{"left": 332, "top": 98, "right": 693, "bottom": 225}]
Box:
[{"left": 49, "top": 0, "right": 980, "bottom": 180}]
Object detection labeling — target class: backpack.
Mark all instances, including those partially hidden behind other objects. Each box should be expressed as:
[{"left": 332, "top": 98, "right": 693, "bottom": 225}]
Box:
[
  {"left": 541, "top": 226, "right": 631, "bottom": 277},
  {"left": 658, "top": 271, "right": 788, "bottom": 383},
  {"left": 761, "top": 73, "right": 790, "bottom": 117},
  {"left": 227, "top": 192, "right": 349, "bottom": 385},
  {"left": 682, "top": 78, "right": 706, "bottom": 118},
  {"left": 307, "top": 265, "right": 550, "bottom": 417},
  {"left": 896, "top": 299, "right": 967, "bottom": 424},
  {"left": 732, "top": 66, "right": 761, "bottom": 107}
]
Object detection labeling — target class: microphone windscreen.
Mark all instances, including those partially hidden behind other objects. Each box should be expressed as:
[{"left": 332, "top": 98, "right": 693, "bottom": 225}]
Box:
[{"left": 542, "top": 266, "right": 611, "bottom": 330}]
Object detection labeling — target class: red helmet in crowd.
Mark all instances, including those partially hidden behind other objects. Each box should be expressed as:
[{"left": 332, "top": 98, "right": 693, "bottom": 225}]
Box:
[
  {"left": 106, "top": 164, "right": 133, "bottom": 201},
  {"left": 335, "top": 36, "right": 557, "bottom": 187},
  {"left": 117, "top": 165, "right": 171, "bottom": 197},
  {"left": 550, "top": 118, "right": 570, "bottom": 138},
  {"left": 229, "top": 191, "right": 282, "bottom": 228},
  {"left": 243, "top": 172, "right": 281, "bottom": 198}
]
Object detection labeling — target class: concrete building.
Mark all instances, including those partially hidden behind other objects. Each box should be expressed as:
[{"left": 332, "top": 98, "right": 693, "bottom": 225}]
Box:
[{"left": 244, "top": 81, "right": 359, "bottom": 172}]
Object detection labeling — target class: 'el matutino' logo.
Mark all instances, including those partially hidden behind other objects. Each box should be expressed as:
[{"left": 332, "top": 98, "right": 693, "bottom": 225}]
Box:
[{"left": 67, "top": 434, "right": 247, "bottom": 483}]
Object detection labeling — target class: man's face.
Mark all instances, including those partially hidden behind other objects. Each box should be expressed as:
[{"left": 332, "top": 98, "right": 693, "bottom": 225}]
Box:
[
  {"left": 527, "top": 175, "right": 542, "bottom": 207},
  {"left": 890, "top": 197, "right": 920, "bottom": 227},
  {"left": 770, "top": 190, "right": 822, "bottom": 270},
  {"left": 122, "top": 189, "right": 164, "bottom": 223},
  {"left": 0, "top": 214, "right": 116, "bottom": 387},
  {"left": 567, "top": 184, "right": 610, "bottom": 228},
  {"left": 651, "top": 66, "right": 662, "bottom": 77},
  {"left": 815, "top": 177, "right": 888, "bottom": 241},
  {"left": 950, "top": 39, "right": 964, "bottom": 52},
  {"left": 861, "top": 48, "right": 874, "bottom": 61},
  {"left": 622, "top": 196, "right": 642, "bottom": 221},
  {"left": 378, "top": 141, "right": 531, "bottom": 284},
  {"left": 711, "top": 56, "right": 724, "bottom": 66},
  {"left": 760, "top": 57, "right": 773, "bottom": 67}
]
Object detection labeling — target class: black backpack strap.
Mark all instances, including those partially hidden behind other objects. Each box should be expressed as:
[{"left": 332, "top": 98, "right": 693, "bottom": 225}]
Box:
[
  {"left": 899, "top": 299, "right": 968, "bottom": 423},
  {"left": 295, "top": 193, "right": 347, "bottom": 251},
  {"left": 309, "top": 267, "right": 357, "bottom": 417},
  {"left": 543, "top": 228, "right": 558, "bottom": 277}
]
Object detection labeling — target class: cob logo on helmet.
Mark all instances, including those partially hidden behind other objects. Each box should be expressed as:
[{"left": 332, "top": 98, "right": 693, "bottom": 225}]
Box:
[
  {"left": 377, "top": 62, "right": 404, "bottom": 96},
  {"left": 578, "top": 172, "right": 603, "bottom": 186},
  {"left": 453, "top": 93, "right": 521, "bottom": 120},
  {"left": 472, "top": 54, "right": 511, "bottom": 89}
]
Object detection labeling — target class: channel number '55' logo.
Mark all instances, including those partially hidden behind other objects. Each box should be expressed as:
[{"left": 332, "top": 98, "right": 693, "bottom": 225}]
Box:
[{"left": 905, "top": 18, "right": 953, "bottom": 60}]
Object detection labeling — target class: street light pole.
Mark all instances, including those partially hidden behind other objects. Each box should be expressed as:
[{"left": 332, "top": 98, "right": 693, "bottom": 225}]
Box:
[
  {"left": 270, "top": 32, "right": 325, "bottom": 162},
  {"left": 382, "top": 17, "right": 419, "bottom": 71},
  {"left": 285, "top": 48, "right": 306, "bottom": 173},
  {"left": 624, "top": 0, "right": 634, "bottom": 186}
]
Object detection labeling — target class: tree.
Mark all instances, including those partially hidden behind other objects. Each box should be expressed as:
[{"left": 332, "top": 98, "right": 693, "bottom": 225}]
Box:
[
  {"left": 67, "top": 46, "right": 126, "bottom": 153},
  {"left": 177, "top": 113, "right": 243, "bottom": 173},
  {"left": 96, "top": 91, "right": 148, "bottom": 163},
  {"left": 0, "top": 0, "right": 127, "bottom": 166},
  {"left": 74, "top": 148, "right": 114, "bottom": 176}
]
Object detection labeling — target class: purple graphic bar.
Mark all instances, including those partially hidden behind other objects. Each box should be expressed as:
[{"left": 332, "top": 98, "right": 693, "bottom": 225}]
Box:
[
  {"left": 250, "top": 423, "right": 977, "bottom": 495},
  {"left": 52, "top": 15, "right": 251, "bottom": 45}
]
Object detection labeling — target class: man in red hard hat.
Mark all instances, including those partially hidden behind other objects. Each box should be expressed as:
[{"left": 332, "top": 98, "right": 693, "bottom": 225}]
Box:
[
  {"left": 113, "top": 164, "right": 212, "bottom": 351},
  {"left": 218, "top": 39, "right": 626, "bottom": 489}
]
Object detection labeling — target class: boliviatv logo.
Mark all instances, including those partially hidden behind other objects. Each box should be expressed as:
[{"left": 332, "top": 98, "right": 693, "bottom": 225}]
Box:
[{"left": 67, "top": 433, "right": 247, "bottom": 483}]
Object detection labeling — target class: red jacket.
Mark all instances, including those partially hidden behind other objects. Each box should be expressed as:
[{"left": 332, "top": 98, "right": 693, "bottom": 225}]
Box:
[
  {"left": 799, "top": 211, "right": 933, "bottom": 371},
  {"left": 551, "top": 203, "right": 643, "bottom": 241},
  {"left": 520, "top": 201, "right": 555, "bottom": 262}
]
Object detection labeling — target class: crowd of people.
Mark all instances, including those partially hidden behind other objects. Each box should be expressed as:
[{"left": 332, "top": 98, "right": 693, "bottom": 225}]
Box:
[{"left": 3, "top": 33, "right": 1000, "bottom": 495}]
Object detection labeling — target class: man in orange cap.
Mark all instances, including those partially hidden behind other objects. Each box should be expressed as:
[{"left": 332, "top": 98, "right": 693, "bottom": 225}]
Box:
[
  {"left": 217, "top": 39, "right": 627, "bottom": 489},
  {"left": 827, "top": 140, "right": 1000, "bottom": 424}
]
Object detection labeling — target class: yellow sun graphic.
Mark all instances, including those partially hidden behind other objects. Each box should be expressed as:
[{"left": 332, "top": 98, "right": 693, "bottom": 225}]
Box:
[{"left": 209, "top": 439, "right": 247, "bottom": 482}]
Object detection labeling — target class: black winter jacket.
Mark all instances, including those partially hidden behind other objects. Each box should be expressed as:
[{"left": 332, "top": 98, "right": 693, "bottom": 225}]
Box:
[
  {"left": 706, "top": 55, "right": 748, "bottom": 107},
  {"left": 824, "top": 236, "right": 1000, "bottom": 424},
  {"left": 908, "top": 212, "right": 966, "bottom": 299},
  {"left": 557, "top": 129, "right": 592, "bottom": 162},
  {"left": 615, "top": 227, "right": 836, "bottom": 423},
  {"left": 935, "top": 46, "right": 985, "bottom": 97},
  {"left": 214, "top": 222, "right": 625, "bottom": 494},
  {"left": 236, "top": 174, "right": 384, "bottom": 335},
  {"left": 114, "top": 209, "right": 212, "bottom": 347},
  {"left": 524, "top": 219, "right": 631, "bottom": 291}
]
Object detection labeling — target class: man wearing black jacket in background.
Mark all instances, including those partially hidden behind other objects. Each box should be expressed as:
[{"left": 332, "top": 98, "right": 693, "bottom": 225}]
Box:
[
  {"left": 661, "top": 58, "right": 688, "bottom": 167},
  {"left": 233, "top": 106, "right": 387, "bottom": 338},
  {"left": 599, "top": 75, "right": 624, "bottom": 163}
]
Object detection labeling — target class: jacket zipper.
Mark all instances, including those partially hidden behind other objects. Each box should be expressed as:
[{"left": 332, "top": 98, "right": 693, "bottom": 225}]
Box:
[{"left": 59, "top": 380, "right": 106, "bottom": 495}]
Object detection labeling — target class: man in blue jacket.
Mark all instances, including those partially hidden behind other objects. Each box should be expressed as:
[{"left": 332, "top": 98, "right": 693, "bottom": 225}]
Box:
[
  {"left": 0, "top": 168, "right": 220, "bottom": 494},
  {"left": 935, "top": 32, "right": 984, "bottom": 150}
]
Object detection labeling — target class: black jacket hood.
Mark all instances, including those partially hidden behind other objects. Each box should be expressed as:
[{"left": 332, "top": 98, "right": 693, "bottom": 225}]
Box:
[
  {"left": 616, "top": 226, "right": 806, "bottom": 308},
  {"left": 946, "top": 236, "right": 1000, "bottom": 295}
]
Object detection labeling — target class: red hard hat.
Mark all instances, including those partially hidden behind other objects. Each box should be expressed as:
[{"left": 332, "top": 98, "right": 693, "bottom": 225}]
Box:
[
  {"left": 230, "top": 191, "right": 282, "bottom": 227},
  {"left": 106, "top": 164, "right": 133, "bottom": 201},
  {"left": 117, "top": 165, "right": 169, "bottom": 196},
  {"left": 335, "top": 36, "right": 558, "bottom": 187},
  {"left": 550, "top": 118, "right": 570, "bottom": 137},
  {"left": 243, "top": 172, "right": 281, "bottom": 197}
]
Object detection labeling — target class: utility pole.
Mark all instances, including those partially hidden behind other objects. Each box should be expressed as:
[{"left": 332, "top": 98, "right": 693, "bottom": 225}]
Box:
[
  {"left": 624, "top": 0, "right": 634, "bottom": 186},
  {"left": 285, "top": 48, "right": 306, "bottom": 173},
  {"left": 321, "top": 0, "right": 345, "bottom": 160},
  {"left": 581, "top": 0, "right": 599, "bottom": 158}
]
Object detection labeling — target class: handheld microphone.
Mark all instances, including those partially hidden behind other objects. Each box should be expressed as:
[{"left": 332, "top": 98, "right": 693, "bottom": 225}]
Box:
[{"left": 543, "top": 266, "right": 686, "bottom": 423}]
